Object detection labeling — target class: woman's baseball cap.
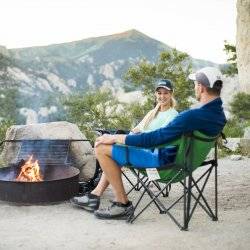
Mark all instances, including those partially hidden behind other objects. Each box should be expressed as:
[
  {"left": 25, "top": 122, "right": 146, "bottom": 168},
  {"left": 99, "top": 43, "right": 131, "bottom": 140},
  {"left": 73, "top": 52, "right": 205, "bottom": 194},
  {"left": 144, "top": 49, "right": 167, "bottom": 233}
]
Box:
[{"left": 155, "top": 79, "right": 173, "bottom": 91}]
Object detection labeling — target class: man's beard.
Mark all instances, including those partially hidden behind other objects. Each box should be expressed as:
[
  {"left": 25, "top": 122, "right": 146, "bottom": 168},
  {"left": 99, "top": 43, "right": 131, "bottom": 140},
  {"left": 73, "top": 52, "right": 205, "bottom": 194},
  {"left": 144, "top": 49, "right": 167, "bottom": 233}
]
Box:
[{"left": 195, "top": 93, "right": 201, "bottom": 101}]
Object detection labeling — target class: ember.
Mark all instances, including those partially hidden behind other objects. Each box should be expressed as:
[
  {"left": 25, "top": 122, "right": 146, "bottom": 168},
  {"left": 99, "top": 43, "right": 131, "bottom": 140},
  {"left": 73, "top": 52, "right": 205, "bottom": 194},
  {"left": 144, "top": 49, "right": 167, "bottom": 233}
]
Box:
[{"left": 16, "top": 155, "right": 43, "bottom": 182}]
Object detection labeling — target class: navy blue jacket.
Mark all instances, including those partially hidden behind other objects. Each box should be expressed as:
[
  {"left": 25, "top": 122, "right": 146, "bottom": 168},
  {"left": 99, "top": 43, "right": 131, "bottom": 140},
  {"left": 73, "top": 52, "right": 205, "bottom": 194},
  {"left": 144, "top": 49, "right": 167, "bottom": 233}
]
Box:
[{"left": 125, "top": 98, "right": 227, "bottom": 148}]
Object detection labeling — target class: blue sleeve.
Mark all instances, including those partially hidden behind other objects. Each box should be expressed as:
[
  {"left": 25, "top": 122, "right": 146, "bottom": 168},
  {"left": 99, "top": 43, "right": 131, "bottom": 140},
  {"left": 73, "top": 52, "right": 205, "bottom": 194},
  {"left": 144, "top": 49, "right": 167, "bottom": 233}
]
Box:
[{"left": 125, "top": 110, "right": 193, "bottom": 147}]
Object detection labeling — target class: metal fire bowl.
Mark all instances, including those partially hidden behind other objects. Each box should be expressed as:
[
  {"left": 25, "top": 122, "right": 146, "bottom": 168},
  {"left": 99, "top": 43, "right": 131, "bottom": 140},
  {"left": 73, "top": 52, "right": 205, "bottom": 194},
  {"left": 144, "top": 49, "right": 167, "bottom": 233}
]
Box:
[{"left": 0, "top": 165, "right": 80, "bottom": 204}]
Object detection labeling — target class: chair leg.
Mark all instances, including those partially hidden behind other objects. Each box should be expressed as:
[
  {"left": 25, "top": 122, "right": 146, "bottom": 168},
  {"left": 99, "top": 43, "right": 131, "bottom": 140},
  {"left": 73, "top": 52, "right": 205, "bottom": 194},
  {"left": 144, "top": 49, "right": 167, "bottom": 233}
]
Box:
[
  {"left": 181, "top": 174, "right": 192, "bottom": 231},
  {"left": 213, "top": 164, "right": 218, "bottom": 221},
  {"left": 124, "top": 171, "right": 149, "bottom": 195},
  {"left": 184, "top": 174, "right": 192, "bottom": 230},
  {"left": 180, "top": 164, "right": 219, "bottom": 229},
  {"left": 128, "top": 164, "right": 218, "bottom": 230},
  {"left": 128, "top": 169, "right": 184, "bottom": 229},
  {"left": 182, "top": 175, "right": 187, "bottom": 230},
  {"left": 186, "top": 166, "right": 217, "bottom": 222},
  {"left": 152, "top": 181, "right": 171, "bottom": 197}
]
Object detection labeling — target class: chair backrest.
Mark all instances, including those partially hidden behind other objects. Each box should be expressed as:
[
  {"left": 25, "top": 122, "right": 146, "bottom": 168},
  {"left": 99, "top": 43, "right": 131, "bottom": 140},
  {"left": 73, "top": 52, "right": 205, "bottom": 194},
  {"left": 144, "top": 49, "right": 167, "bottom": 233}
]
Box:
[{"left": 157, "top": 131, "right": 218, "bottom": 183}]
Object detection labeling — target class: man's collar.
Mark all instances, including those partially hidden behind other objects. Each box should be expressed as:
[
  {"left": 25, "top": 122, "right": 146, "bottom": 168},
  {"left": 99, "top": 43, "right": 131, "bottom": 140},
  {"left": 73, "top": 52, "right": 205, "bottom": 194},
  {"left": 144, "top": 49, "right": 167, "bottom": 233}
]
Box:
[{"left": 201, "top": 97, "right": 222, "bottom": 108}]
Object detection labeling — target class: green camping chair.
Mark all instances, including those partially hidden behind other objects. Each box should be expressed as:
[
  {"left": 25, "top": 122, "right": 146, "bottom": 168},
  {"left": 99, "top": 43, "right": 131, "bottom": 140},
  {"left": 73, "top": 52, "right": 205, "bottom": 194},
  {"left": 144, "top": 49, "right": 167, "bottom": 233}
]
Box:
[{"left": 125, "top": 131, "right": 220, "bottom": 231}]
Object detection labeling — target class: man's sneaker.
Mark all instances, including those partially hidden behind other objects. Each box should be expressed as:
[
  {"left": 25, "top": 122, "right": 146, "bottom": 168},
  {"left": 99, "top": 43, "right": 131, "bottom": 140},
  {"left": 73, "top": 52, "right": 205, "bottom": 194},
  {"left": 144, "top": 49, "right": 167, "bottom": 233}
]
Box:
[
  {"left": 70, "top": 193, "right": 100, "bottom": 212},
  {"left": 94, "top": 201, "right": 134, "bottom": 220}
]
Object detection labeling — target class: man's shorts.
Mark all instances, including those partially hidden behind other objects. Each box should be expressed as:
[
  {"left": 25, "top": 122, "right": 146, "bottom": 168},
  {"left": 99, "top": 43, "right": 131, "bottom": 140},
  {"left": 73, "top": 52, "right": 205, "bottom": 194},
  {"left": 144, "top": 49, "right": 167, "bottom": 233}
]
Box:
[{"left": 111, "top": 144, "right": 177, "bottom": 169}]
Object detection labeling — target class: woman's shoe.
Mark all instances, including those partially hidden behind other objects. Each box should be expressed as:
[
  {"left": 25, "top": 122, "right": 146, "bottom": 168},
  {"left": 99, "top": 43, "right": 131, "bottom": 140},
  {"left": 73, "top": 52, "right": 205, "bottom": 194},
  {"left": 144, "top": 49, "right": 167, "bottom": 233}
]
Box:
[{"left": 70, "top": 193, "right": 100, "bottom": 212}]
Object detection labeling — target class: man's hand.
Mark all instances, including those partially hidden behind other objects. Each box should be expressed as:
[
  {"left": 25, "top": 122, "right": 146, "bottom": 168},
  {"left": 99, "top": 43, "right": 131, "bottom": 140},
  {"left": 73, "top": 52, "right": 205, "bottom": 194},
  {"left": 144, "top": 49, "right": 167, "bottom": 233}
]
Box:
[
  {"left": 95, "top": 134, "right": 116, "bottom": 147},
  {"left": 94, "top": 134, "right": 126, "bottom": 147}
]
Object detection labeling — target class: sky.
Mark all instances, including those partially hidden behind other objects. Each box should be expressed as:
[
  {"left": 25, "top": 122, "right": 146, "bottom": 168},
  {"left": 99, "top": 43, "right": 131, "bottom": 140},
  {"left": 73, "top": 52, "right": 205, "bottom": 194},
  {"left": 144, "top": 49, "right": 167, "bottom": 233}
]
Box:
[{"left": 0, "top": 0, "right": 237, "bottom": 64}]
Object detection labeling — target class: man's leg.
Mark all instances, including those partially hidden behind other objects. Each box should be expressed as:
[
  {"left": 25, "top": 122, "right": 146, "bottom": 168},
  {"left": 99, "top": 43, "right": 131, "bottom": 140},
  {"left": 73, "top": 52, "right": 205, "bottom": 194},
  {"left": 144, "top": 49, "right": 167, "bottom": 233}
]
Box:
[{"left": 95, "top": 144, "right": 128, "bottom": 204}]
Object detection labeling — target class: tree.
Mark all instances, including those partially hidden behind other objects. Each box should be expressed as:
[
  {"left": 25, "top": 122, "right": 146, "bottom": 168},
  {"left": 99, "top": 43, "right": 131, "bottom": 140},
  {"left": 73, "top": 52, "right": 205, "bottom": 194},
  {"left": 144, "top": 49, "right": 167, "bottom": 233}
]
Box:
[
  {"left": 0, "top": 87, "right": 26, "bottom": 124},
  {"left": 0, "top": 119, "right": 13, "bottom": 146},
  {"left": 0, "top": 53, "right": 17, "bottom": 88},
  {"left": 0, "top": 53, "right": 24, "bottom": 124},
  {"left": 124, "top": 49, "right": 193, "bottom": 111},
  {"left": 221, "top": 41, "right": 238, "bottom": 77},
  {"left": 230, "top": 92, "right": 250, "bottom": 121},
  {"left": 63, "top": 89, "right": 132, "bottom": 140},
  {"left": 222, "top": 92, "right": 250, "bottom": 138},
  {"left": 63, "top": 50, "right": 194, "bottom": 140}
]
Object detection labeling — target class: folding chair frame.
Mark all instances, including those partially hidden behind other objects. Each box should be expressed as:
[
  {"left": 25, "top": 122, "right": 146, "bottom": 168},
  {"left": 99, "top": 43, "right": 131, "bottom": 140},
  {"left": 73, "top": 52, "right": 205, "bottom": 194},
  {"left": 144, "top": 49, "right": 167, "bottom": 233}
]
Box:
[
  {"left": 123, "top": 171, "right": 171, "bottom": 197},
  {"left": 126, "top": 133, "right": 219, "bottom": 231}
]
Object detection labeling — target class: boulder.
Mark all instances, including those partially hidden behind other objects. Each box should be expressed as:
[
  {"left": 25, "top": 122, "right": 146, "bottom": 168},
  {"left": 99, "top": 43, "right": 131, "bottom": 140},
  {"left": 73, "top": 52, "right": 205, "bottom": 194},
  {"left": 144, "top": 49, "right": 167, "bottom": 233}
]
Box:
[
  {"left": 230, "top": 154, "right": 242, "bottom": 161},
  {"left": 0, "top": 121, "right": 96, "bottom": 181},
  {"left": 243, "top": 126, "right": 250, "bottom": 139},
  {"left": 240, "top": 126, "right": 250, "bottom": 156},
  {"left": 224, "top": 138, "right": 241, "bottom": 152}
]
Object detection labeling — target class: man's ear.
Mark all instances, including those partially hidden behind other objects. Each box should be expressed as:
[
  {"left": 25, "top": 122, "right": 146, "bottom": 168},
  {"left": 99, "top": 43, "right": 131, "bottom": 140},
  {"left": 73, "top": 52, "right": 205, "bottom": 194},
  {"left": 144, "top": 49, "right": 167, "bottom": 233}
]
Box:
[{"left": 200, "top": 84, "right": 206, "bottom": 93}]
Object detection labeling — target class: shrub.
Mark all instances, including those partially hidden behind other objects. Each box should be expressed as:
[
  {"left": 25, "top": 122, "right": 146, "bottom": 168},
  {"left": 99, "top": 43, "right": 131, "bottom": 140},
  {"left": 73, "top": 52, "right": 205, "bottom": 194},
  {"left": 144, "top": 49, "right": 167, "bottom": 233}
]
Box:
[
  {"left": 230, "top": 92, "right": 250, "bottom": 121},
  {"left": 222, "top": 119, "right": 245, "bottom": 138}
]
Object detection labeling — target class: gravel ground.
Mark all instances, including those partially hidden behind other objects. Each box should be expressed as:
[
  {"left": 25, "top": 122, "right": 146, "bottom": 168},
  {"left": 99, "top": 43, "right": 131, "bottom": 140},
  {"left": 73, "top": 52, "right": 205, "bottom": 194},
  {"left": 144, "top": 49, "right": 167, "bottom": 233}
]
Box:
[{"left": 0, "top": 157, "right": 249, "bottom": 250}]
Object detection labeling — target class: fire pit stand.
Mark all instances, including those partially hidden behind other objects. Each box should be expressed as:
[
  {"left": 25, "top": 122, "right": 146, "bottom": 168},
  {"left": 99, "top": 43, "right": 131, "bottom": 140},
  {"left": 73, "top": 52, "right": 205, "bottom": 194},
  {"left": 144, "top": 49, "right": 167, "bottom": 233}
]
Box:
[{"left": 0, "top": 139, "right": 89, "bottom": 204}]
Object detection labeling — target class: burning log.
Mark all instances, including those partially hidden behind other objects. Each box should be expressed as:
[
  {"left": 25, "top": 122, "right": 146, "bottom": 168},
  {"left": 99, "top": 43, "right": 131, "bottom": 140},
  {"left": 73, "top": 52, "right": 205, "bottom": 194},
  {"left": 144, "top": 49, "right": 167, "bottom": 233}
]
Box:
[
  {"left": 14, "top": 159, "right": 26, "bottom": 178},
  {"left": 15, "top": 156, "right": 43, "bottom": 182}
]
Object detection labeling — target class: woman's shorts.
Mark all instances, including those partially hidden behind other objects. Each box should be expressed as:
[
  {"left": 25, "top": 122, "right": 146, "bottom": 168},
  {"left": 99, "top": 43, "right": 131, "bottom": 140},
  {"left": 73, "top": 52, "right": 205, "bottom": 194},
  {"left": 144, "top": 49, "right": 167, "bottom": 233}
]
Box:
[{"left": 111, "top": 144, "right": 177, "bottom": 169}]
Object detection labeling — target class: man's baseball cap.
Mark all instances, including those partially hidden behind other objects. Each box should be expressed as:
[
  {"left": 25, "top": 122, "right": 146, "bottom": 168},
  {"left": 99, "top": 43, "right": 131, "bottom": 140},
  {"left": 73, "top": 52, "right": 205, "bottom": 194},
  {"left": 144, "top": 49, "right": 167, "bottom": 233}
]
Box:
[
  {"left": 188, "top": 67, "right": 222, "bottom": 88},
  {"left": 155, "top": 79, "right": 173, "bottom": 91}
]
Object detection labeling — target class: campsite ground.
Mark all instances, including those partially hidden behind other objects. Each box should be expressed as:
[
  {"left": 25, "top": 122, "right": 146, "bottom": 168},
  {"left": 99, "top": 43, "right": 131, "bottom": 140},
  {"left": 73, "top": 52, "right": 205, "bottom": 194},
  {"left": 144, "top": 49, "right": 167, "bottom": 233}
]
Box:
[{"left": 0, "top": 157, "right": 249, "bottom": 250}]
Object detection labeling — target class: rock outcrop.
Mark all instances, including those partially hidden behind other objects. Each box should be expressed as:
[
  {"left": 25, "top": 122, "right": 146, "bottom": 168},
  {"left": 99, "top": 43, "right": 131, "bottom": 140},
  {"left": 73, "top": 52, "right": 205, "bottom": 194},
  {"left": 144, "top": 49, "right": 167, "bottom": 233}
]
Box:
[
  {"left": 236, "top": 0, "right": 250, "bottom": 93},
  {"left": 240, "top": 126, "right": 250, "bottom": 155},
  {"left": 0, "top": 45, "right": 9, "bottom": 57},
  {"left": 0, "top": 121, "right": 96, "bottom": 181}
]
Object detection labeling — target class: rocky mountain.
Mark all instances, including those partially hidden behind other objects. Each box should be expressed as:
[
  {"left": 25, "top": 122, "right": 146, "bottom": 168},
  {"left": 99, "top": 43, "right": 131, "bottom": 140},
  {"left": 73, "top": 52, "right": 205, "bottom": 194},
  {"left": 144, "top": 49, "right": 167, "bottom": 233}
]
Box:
[{"left": 0, "top": 29, "right": 224, "bottom": 123}]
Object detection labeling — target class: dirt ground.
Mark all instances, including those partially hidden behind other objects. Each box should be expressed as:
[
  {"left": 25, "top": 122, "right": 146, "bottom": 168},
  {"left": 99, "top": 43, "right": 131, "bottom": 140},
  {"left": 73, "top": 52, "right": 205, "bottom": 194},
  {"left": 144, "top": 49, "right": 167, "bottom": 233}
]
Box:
[{"left": 0, "top": 157, "right": 249, "bottom": 250}]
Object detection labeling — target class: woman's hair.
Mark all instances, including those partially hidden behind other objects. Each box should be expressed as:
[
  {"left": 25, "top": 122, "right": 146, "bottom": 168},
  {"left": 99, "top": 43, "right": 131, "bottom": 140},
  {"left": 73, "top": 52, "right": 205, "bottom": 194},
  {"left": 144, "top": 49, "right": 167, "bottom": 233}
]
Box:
[
  {"left": 136, "top": 91, "right": 176, "bottom": 130},
  {"left": 169, "top": 95, "right": 177, "bottom": 108}
]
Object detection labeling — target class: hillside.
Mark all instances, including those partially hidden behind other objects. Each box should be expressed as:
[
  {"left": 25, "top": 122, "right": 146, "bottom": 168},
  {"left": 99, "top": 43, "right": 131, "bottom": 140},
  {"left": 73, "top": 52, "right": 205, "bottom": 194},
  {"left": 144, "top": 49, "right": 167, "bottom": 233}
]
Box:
[{"left": 0, "top": 29, "right": 221, "bottom": 123}]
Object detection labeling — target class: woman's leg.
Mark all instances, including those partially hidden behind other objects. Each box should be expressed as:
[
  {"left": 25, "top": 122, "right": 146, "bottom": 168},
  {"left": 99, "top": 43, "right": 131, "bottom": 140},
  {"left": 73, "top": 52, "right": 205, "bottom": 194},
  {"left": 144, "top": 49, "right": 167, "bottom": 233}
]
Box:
[
  {"left": 91, "top": 173, "right": 110, "bottom": 196},
  {"left": 95, "top": 144, "right": 128, "bottom": 204}
]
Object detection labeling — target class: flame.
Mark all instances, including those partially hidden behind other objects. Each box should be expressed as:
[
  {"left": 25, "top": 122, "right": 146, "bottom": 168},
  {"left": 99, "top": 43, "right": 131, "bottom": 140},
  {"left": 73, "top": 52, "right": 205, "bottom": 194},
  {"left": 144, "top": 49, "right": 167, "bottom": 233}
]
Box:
[{"left": 16, "top": 155, "right": 43, "bottom": 182}]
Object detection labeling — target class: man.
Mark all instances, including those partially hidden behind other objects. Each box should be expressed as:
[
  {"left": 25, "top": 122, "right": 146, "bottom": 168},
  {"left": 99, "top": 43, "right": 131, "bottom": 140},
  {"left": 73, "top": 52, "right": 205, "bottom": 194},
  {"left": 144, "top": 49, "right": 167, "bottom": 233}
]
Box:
[{"left": 93, "top": 67, "right": 227, "bottom": 220}]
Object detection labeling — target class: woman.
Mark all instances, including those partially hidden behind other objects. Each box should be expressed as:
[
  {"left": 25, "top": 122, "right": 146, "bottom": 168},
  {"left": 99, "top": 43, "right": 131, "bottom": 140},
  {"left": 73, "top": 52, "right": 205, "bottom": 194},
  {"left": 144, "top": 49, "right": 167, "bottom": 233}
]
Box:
[
  {"left": 131, "top": 80, "right": 177, "bottom": 133},
  {"left": 71, "top": 79, "right": 178, "bottom": 211}
]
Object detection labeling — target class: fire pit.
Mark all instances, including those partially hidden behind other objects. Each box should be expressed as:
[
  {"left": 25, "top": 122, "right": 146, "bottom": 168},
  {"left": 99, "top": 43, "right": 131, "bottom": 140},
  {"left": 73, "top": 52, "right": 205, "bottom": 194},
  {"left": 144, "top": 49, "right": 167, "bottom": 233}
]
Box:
[{"left": 0, "top": 139, "right": 87, "bottom": 204}]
